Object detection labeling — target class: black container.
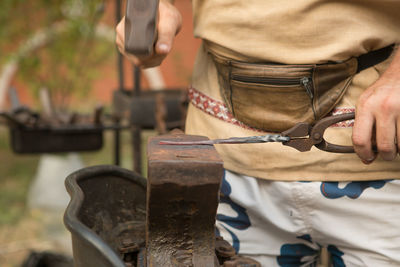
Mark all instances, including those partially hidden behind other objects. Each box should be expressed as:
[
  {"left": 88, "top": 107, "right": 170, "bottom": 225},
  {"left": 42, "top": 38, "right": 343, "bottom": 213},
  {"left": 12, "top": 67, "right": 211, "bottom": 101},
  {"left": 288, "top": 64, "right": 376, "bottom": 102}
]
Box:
[
  {"left": 10, "top": 125, "right": 103, "bottom": 154},
  {"left": 22, "top": 251, "right": 73, "bottom": 267},
  {"left": 64, "top": 165, "right": 146, "bottom": 267}
]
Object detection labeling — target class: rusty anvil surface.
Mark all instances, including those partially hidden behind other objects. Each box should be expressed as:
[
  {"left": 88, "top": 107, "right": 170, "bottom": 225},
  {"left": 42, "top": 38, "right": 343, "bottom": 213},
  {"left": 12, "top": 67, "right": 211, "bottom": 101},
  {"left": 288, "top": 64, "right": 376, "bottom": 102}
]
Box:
[{"left": 147, "top": 133, "right": 224, "bottom": 266}]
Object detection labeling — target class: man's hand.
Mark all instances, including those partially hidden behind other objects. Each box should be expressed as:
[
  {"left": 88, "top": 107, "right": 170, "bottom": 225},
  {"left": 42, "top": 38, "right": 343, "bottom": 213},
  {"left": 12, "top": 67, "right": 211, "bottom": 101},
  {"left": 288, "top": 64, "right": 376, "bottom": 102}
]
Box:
[
  {"left": 353, "top": 48, "right": 400, "bottom": 164},
  {"left": 115, "top": 0, "right": 182, "bottom": 68}
]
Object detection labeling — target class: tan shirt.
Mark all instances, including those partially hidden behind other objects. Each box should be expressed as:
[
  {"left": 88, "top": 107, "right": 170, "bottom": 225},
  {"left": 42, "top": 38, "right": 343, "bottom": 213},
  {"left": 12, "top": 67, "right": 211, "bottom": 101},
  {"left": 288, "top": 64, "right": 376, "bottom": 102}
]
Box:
[
  {"left": 192, "top": 0, "right": 400, "bottom": 64},
  {"left": 186, "top": 0, "right": 400, "bottom": 181}
]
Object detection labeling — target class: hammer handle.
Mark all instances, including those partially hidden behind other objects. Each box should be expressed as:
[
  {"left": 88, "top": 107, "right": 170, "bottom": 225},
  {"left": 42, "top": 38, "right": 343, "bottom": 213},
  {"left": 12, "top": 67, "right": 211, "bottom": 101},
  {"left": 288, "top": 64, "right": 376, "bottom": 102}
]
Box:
[{"left": 125, "top": 0, "right": 159, "bottom": 57}]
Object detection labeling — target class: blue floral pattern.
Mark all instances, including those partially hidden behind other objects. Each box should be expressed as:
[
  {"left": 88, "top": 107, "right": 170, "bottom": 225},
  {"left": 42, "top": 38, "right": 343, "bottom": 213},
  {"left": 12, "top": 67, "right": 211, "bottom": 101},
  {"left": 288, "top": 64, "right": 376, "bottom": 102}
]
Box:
[
  {"left": 277, "top": 235, "right": 345, "bottom": 267},
  {"left": 216, "top": 172, "right": 251, "bottom": 252},
  {"left": 320, "top": 180, "right": 391, "bottom": 199}
]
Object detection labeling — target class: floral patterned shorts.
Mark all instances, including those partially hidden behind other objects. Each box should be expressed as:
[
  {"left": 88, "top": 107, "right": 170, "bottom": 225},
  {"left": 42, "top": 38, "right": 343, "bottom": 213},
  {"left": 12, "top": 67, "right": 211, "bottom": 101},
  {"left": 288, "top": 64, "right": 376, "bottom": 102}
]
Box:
[{"left": 216, "top": 170, "right": 400, "bottom": 267}]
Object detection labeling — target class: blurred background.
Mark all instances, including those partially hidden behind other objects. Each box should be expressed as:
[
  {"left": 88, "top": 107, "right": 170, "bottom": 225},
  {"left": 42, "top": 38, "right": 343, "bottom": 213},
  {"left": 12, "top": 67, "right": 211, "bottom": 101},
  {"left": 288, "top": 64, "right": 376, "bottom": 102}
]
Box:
[{"left": 0, "top": 0, "right": 200, "bottom": 266}]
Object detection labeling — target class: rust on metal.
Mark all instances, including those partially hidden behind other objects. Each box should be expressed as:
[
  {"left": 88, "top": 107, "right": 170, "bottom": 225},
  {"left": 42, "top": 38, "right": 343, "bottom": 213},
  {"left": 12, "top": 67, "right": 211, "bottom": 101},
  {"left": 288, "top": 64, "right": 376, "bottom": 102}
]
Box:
[{"left": 147, "top": 133, "right": 224, "bottom": 266}]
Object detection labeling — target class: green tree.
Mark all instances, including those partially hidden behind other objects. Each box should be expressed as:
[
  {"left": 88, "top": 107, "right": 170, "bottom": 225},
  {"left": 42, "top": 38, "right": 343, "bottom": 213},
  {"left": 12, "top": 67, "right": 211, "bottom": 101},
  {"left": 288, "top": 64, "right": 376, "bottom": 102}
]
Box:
[{"left": 0, "top": 0, "right": 113, "bottom": 110}]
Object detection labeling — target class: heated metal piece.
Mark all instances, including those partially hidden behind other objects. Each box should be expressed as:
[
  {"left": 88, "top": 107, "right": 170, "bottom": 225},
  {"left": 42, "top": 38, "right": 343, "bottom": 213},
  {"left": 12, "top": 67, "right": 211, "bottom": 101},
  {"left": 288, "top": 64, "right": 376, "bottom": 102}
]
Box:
[
  {"left": 161, "top": 113, "right": 357, "bottom": 153},
  {"left": 147, "top": 133, "right": 224, "bottom": 266}
]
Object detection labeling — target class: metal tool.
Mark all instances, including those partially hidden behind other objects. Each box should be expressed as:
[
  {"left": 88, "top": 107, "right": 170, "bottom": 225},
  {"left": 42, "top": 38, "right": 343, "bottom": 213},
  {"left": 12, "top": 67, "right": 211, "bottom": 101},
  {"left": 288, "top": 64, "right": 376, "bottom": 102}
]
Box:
[
  {"left": 160, "top": 134, "right": 290, "bottom": 145},
  {"left": 160, "top": 112, "right": 357, "bottom": 153},
  {"left": 125, "top": 0, "right": 159, "bottom": 57}
]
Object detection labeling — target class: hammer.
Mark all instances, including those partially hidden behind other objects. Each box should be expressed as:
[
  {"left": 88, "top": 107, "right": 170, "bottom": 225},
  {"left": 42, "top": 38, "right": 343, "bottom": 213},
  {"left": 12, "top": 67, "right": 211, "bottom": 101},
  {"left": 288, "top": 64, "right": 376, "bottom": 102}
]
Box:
[{"left": 125, "top": 0, "right": 159, "bottom": 58}]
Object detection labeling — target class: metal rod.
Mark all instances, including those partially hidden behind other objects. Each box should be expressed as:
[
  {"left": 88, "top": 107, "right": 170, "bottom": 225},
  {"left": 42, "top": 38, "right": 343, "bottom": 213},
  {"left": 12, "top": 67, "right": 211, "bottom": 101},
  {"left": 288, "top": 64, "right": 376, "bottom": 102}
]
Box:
[
  {"left": 134, "top": 66, "right": 141, "bottom": 96},
  {"left": 132, "top": 65, "right": 142, "bottom": 173},
  {"left": 114, "top": 117, "right": 121, "bottom": 166},
  {"left": 116, "top": 0, "right": 124, "bottom": 91},
  {"left": 132, "top": 125, "right": 142, "bottom": 174},
  {"left": 114, "top": 0, "right": 123, "bottom": 166}
]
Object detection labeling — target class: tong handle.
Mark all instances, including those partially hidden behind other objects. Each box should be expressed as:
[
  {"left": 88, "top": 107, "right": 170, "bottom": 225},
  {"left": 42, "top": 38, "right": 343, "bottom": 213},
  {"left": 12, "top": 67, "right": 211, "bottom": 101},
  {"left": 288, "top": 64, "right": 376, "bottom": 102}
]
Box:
[
  {"left": 312, "top": 112, "right": 355, "bottom": 153},
  {"left": 125, "top": 0, "right": 159, "bottom": 56}
]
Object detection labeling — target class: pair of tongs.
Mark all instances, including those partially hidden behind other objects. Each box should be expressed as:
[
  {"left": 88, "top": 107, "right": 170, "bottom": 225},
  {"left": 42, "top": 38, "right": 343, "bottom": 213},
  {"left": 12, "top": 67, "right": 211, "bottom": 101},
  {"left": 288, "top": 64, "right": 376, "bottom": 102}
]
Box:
[{"left": 160, "top": 113, "right": 356, "bottom": 153}]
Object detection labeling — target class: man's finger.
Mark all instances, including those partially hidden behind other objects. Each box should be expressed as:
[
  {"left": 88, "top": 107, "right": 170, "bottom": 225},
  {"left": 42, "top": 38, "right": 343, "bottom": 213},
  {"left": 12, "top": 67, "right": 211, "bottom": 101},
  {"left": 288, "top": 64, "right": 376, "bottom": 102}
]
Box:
[
  {"left": 376, "top": 114, "right": 397, "bottom": 160},
  {"left": 115, "top": 18, "right": 126, "bottom": 53},
  {"left": 116, "top": 31, "right": 124, "bottom": 52},
  {"left": 116, "top": 17, "right": 125, "bottom": 39},
  {"left": 352, "top": 111, "right": 376, "bottom": 164},
  {"left": 155, "top": 4, "right": 182, "bottom": 55}
]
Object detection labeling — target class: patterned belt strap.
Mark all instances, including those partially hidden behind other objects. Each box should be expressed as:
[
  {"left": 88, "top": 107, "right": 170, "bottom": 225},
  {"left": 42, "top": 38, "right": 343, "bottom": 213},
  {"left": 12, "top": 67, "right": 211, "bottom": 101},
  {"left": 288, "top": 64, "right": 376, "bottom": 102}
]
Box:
[{"left": 188, "top": 87, "right": 354, "bottom": 130}]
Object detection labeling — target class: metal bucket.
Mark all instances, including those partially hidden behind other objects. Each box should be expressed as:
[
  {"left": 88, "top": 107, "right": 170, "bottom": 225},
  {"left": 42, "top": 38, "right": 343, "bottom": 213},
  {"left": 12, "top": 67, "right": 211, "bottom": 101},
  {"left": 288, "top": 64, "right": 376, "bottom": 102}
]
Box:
[{"left": 64, "top": 165, "right": 146, "bottom": 267}]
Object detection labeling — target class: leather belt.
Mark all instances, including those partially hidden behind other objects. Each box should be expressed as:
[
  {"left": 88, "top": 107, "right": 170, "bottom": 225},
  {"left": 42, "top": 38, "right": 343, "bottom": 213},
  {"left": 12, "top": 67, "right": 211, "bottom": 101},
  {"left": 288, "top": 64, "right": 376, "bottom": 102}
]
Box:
[{"left": 357, "top": 44, "right": 395, "bottom": 73}]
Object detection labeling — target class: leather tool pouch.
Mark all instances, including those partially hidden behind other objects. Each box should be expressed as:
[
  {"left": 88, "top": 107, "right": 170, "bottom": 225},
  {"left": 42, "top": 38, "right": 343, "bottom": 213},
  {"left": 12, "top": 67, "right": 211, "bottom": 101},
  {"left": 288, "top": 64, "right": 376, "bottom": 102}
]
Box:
[
  {"left": 212, "top": 54, "right": 357, "bottom": 132},
  {"left": 211, "top": 44, "right": 394, "bottom": 132}
]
